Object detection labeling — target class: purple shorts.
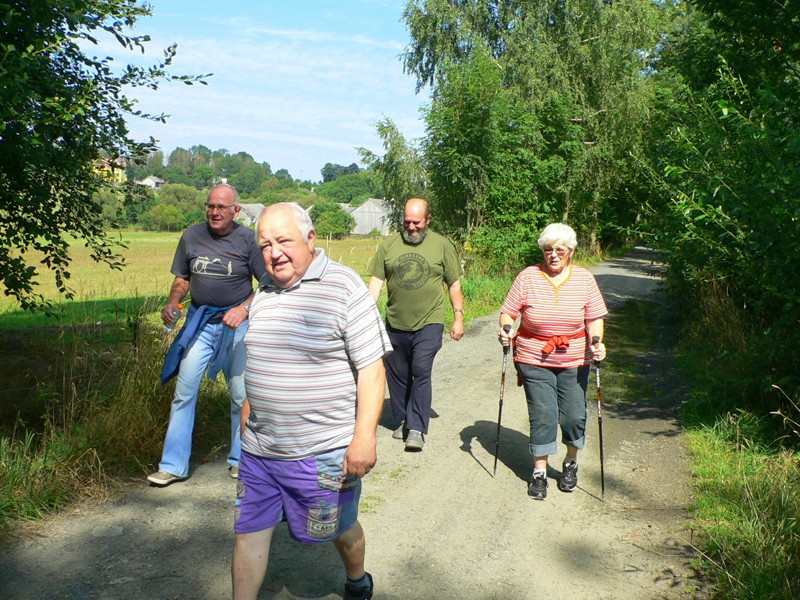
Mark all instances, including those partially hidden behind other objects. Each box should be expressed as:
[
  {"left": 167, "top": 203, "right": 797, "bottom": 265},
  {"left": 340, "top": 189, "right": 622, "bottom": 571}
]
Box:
[{"left": 234, "top": 447, "right": 361, "bottom": 544}]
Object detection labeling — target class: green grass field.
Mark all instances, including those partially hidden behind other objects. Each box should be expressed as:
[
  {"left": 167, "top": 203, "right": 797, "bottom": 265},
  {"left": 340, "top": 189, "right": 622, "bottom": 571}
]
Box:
[{"left": 0, "top": 231, "right": 384, "bottom": 327}]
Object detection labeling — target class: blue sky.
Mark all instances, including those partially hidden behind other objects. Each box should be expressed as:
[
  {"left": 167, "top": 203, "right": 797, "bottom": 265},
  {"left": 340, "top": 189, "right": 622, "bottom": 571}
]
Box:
[{"left": 117, "top": 1, "right": 429, "bottom": 182}]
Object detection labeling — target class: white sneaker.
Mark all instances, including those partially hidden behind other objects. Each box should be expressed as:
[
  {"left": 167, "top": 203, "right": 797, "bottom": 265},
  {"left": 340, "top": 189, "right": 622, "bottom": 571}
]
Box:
[{"left": 147, "top": 471, "right": 185, "bottom": 486}]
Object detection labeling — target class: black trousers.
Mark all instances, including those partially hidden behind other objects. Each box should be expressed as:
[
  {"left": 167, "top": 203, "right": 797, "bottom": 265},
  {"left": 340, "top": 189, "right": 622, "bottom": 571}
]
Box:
[{"left": 384, "top": 323, "right": 444, "bottom": 434}]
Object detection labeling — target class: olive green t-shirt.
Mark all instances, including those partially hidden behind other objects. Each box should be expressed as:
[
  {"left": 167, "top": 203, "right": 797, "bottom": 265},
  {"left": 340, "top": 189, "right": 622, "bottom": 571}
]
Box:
[{"left": 370, "top": 231, "right": 462, "bottom": 331}]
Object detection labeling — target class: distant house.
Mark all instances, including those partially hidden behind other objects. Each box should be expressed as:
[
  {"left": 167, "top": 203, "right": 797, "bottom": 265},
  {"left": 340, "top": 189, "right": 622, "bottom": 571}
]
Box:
[
  {"left": 304, "top": 198, "right": 392, "bottom": 236},
  {"left": 342, "top": 198, "right": 391, "bottom": 235},
  {"left": 96, "top": 157, "right": 127, "bottom": 186},
  {"left": 135, "top": 175, "right": 164, "bottom": 190},
  {"left": 236, "top": 203, "right": 265, "bottom": 227}
]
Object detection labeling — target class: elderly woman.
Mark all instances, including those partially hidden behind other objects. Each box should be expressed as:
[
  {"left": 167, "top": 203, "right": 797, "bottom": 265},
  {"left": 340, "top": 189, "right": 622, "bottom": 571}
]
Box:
[{"left": 498, "top": 223, "right": 607, "bottom": 500}]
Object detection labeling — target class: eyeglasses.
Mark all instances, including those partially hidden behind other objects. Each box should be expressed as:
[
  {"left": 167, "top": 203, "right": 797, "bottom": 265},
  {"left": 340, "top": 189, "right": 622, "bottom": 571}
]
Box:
[
  {"left": 542, "top": 246, "right": 570, "bottom": 256},
  {"left": 205, "top": 203, "right": 237, "bottom": 213}
]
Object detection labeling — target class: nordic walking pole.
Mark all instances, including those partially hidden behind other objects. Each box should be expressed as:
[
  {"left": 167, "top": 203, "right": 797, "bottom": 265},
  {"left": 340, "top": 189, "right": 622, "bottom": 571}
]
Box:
[
  {"left": 592, "top": 335, "right": 605, "bottom": 500},
  {"left": 493, "top": 324, "right": 512, "bottom": 476}
]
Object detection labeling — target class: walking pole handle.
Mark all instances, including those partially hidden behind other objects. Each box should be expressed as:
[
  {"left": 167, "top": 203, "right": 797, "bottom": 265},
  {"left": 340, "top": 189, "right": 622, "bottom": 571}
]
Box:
[
  {"left": 502, "top": 324, "right": 512, "bottom": 353},
  {"left": 591, "top": 335, "right": 602, "bottom": 365}
]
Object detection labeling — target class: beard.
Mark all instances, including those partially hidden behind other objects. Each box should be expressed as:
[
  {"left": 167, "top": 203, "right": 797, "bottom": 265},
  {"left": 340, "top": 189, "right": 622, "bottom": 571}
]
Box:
[{"left": 402, "top": 227, "right": 428, "bottom": 245}]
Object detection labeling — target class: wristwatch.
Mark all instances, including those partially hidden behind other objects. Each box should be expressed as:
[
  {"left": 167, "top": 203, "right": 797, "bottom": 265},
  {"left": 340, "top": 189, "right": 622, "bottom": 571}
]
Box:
[
  {"left": 454, "top": 308, "right": 464, "bottom": 314},
  {"left": 244, "top": 302, "right": 251, "bottom": 313}
]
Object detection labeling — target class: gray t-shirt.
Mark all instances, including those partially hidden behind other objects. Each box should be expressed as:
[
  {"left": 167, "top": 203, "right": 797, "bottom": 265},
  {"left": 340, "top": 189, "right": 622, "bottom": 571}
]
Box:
[{"left": 171, "top": 223, "right": 266, "bottom": 307}]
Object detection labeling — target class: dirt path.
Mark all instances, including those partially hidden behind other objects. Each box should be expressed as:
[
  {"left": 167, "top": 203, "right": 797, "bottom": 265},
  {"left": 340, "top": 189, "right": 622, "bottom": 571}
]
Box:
[{"left": 0, "top": 250, "right": 706, "bottom": 599}]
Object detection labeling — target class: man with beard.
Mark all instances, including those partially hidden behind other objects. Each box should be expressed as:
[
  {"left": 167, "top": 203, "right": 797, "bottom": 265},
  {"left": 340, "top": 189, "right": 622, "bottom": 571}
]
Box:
[{"left": 368, "top": 197, "right": 464, "bottom": 451}]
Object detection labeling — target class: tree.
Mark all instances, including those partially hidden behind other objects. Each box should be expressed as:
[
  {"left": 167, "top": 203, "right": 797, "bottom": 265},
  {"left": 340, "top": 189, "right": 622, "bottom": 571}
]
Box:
[
  {"left": 147, "top": 203, "right": 184, "bottom": 231},
  {"left": 358, "top": 118, "right": 427, "bottom": 230},
  {"left": 218, "top": 151, "right": 254, "bottom": 178},
  {"left": 320, "top": 162, "right": 361, "bottom": 183},
  {"left": 402, "top": 0, "right": 664, "bottom": 254},
  {"left": 422, "top": 46, "right": 564, "bottom": 266},
  {"left": 309, "top": 202, "right": 355, "bottom": 239},
  {"left": 161, "top": 166, "right": 192, "bottom": 186},
  {"left": 167, "top": 147, "right": 191, "bottom": 171},
  {"left": 191, "top": 165, "right": 216, "bottom": 190},
  {"left": 94, "top": 187, "right": 127, "bottom": 227},
  {"left": 0, "top": 0, "right": 207, "bottom": 309},
  {"left": 315, "top": 172, "right": 379, "bottom": 205},
  {"left": 154, "top": 183, "right": 204, "bottom": 229},
  {"left": 231, "top": 162, "right": 271, "bottom": 198},
  {"left": 189, "top": 145, "right": 212, "bottom": 168}
]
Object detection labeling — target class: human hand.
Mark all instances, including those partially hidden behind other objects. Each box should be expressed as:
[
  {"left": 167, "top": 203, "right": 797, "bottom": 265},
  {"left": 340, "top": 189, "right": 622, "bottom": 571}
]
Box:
[
  {"left": 222, "top": 304, "right": 249, "bottom": 329},
  {"left": 498, "top": 324, "right": 513, "bottom": 347},
  {"left": 591, "top": 340, "right": 606, "bottom": 362},
  {"left": 450, "top": 320, "right": 464, "bottom": 341},
  {"left": 162, "top": 303, "right": 181, "bottom": 326},
  {"left": 342, "top": 435, "right": 377, "bottom": 478}
]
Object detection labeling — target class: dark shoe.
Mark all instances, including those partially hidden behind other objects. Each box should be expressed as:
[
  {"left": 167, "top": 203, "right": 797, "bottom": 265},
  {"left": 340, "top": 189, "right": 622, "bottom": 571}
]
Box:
[
  {"left": 147, "top": 471, "right": 185, "bottom": 486},
  {"left": 528, "top": 473, "right": 548, "bottom": 500},
  {"left": 344, "top": 572, "right": 374, "bottom": 600},
  {"left": 405, "top": 430, "right": 424, "bottom": 451},
  {"left": 558, "top": 461, "right": 578, "bottom": 492},
  {"left": 392, "top": 421, "right": 407, "bottom": 440}
]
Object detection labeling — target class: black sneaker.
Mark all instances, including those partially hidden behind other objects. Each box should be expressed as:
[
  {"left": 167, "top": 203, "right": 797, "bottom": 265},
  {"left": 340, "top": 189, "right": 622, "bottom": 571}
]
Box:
[
  {"left": 344, "top": 572, "right": 374, "bottom": 600},
  {"left": 528, "top": 473, "right": 547, "bottom": 500},
  {"left": 558, "top": 461, "right": 578, "bottom": 492}
]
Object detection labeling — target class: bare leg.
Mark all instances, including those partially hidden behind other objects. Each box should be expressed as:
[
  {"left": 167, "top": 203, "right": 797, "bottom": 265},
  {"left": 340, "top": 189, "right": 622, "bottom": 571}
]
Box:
[
  {"left": 232, "top": 528, "right": 273, "bottom": 600},
  {"left": 333, "top": 520, "right": 366, "bottom": 578},
  {"left": 565, "top": 443, "right": 578, "bottom": 463},
  {"left": 534, "top": 456, "right": 548, "bottom": 471}
]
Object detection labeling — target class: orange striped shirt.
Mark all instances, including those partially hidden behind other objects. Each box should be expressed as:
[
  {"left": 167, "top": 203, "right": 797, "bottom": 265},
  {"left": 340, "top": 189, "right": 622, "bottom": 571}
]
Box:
[{"left": 500, "top": 264, "right": 607, "bottom": 368}]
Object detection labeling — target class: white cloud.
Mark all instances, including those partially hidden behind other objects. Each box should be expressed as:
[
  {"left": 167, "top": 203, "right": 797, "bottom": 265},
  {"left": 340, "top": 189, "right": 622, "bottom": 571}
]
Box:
[{"left": 116, "top": 4, "right": 427, "bottom": 180}]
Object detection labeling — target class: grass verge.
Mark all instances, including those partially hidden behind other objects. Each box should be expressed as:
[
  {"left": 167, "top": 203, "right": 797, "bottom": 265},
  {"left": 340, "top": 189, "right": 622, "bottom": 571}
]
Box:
[
  {"left": 675, "top": 281, "right": 800, "bottom": 598},
  {"left": 685, "top": 414, "right": 799, "bottom": 598},
  {"left": 0, "top": 300, "right": 231, "bottom": 536}
]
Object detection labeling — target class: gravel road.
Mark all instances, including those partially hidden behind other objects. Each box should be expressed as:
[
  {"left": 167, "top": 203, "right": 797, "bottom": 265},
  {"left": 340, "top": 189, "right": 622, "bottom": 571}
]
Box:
[{"left": 0, "top": 249, "right": 707, "bottom": 599}]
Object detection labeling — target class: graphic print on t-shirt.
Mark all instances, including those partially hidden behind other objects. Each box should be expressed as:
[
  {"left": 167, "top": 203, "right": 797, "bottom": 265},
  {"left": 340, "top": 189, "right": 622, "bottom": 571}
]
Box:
[
  {"left": 395, "top": 252, "right": 430, "bottom": 290},
  {"left": 191, "top": 255, "right": 233, "bottom": 276}
]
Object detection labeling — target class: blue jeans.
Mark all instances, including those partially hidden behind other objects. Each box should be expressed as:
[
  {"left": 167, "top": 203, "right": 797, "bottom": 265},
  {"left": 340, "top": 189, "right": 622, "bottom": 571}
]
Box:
[
  {"left": 158, "top": 320, "right": 248, "bottom": 477},
  {"left": 516, "top": 363, "right": 590, "bottom": 457},
  {"left": 385, "top": 323, "right": 444, "bottom": 434}
]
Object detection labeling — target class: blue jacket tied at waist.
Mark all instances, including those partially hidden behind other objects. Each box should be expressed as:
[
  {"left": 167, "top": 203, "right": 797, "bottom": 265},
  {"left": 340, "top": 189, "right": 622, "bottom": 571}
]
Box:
[{"left": 161, "top": 298, "right": 248, "bottom": 385}]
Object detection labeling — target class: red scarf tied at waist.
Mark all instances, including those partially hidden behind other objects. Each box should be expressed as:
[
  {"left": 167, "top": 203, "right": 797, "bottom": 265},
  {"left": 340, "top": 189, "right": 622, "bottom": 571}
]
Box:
[
  {"left": 517, "top": 326, "right": 586, "bottom": 355},
  {"left": 541, "top": 335, "right": 572, "bottom": 355}
]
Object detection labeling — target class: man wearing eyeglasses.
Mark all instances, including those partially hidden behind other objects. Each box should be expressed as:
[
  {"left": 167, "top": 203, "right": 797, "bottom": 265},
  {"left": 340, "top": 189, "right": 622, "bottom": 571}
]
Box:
[{"left": 148, "top": 184, "right": 266, "bottom": 487}]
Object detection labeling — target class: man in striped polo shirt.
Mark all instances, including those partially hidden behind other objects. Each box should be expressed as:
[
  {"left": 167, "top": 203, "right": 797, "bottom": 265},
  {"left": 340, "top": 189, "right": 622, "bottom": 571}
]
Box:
[{"left": 232, "top": 203, "right": 392, "bottom": 600}]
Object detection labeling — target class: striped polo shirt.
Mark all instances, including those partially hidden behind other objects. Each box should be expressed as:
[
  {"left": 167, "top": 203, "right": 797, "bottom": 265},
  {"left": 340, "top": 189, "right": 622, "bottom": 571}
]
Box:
[
  {"left": 243, "top": 249, "right": 392, "bottom": 460},
  {"left": 500, "top": 264, "right": 607, "bottom": 369}
]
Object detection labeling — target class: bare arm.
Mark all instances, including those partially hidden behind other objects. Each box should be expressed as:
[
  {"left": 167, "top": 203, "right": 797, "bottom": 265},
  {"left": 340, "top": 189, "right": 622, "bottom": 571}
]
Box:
[
  {"left": 342, "top": 358, "right": 386, "bottom": 478},
  {"left": 448, "top": 279, "right": 465, "bottom": 340},
  {"left": 162, "top": 276, "right": 190, "bottom": 325},
  {"left": 367, "top": 276, "right": 384, "bottom": 304},
  {"left": 240, "top": 398, "right": 250, "bottom": 440}
]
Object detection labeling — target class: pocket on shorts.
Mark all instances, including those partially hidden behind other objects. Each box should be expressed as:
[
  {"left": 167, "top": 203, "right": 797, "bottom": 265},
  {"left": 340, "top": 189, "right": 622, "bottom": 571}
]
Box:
[
  {"left": 307, "top": 500, "right": 341, "bottom": 540},
  {"left": 315, "top": 447, "right": 358, "bottom": 493}
]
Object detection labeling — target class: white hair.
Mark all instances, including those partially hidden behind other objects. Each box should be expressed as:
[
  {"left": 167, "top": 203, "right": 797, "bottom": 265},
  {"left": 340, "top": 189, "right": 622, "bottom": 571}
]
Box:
[
  {"left": 537, "top": 223, "right": 578, "bottom": 250},
  {"left": 258, "top": 202, "right": 315, "bottom": 241}
]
